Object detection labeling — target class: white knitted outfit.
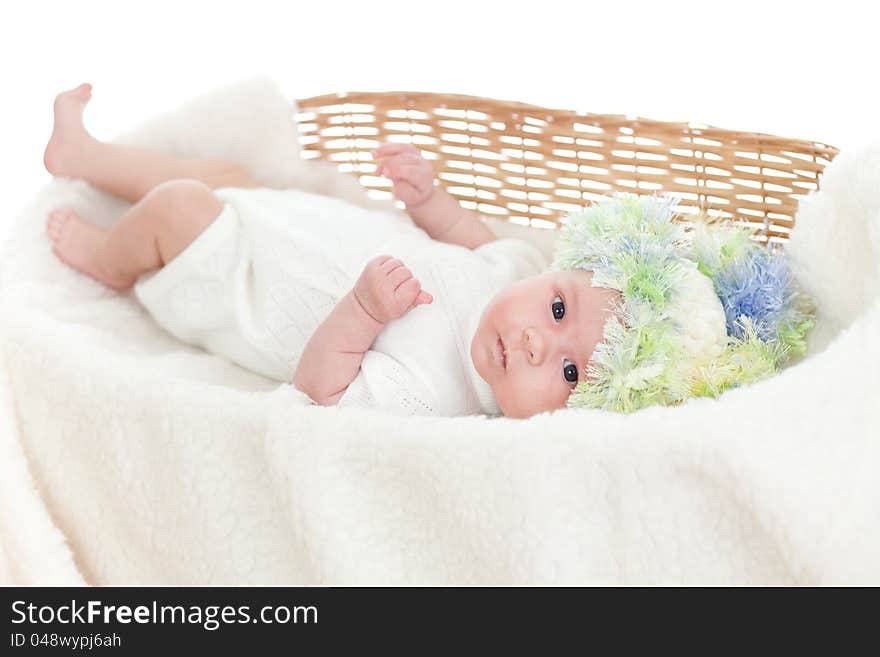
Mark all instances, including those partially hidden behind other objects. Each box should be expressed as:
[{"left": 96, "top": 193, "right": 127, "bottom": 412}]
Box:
[{"left": 134, "top": 187, "right": 548, "bottom": 416}]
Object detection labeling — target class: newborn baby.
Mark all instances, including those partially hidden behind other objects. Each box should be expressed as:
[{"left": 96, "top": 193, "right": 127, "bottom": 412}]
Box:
[{"left": 43, "top": 83, "right": 621, "bottom": 418}]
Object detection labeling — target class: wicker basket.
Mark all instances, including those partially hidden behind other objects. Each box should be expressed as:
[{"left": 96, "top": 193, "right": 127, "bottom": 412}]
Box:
[{"left": 296, "top": 91, "right": 839, "bottom": 246}]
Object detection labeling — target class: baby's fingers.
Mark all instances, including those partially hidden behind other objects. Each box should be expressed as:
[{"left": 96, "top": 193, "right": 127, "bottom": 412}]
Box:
[
  {"left": 396, "top": 278, "right": 432, "bottom": 310},
  {"left": 380, "top": 163, "right": 430, "bottom": 184},
  {"left": 386, "top": 264, "right": 413, "bottom": 289},
  {"left": 373, "top": 143, "right": 422, "bottom": 160},
  {"left": 376, "top": 155, "right": 421, "bottom": 178}
]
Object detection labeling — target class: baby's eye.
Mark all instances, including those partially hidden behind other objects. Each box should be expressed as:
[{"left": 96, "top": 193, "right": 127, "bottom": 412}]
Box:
[
  {"left": 551, "top": 294, "right": 565, "bottom": 322},
  {"left": 562, "top": 358, "right": 579, "bottom": 386}
]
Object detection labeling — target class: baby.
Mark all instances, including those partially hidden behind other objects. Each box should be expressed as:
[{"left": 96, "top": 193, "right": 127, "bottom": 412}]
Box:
[{"left": 43, "top": 84, "right": 621, "bottom": 418}]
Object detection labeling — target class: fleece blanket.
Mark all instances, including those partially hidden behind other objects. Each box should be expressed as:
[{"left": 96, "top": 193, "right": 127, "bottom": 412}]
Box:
[{"left": 0, "top": 79, "right": 877, "bottom": 585}]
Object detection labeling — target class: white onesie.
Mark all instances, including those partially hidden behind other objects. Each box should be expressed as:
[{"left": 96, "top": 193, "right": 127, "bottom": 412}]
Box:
[{"left": 133, "top": 187, "right": 548, "bottom": 416}]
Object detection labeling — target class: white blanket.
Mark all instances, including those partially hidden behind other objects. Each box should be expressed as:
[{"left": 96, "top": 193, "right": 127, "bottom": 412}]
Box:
[{"left": 1, "top": 79, "right": 877, "bottom": 585}]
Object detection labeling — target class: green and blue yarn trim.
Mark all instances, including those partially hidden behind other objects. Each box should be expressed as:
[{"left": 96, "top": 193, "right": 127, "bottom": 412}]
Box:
[{"left": 552, "top": 194, "right": 815, "bottom": 413}]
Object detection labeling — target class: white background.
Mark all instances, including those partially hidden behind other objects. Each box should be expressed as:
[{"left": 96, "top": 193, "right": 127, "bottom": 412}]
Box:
[{"left": 2, "top": 0, "right": 876, "bottom": 246}]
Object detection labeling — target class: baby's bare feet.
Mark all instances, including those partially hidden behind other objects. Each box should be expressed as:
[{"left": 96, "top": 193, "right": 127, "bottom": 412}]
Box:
[
  {"left": 43, "top": 83, "right": 95, "bottom": 178},
  {"left": 46, "top": 208, "right": 133, "bottom": 291}
]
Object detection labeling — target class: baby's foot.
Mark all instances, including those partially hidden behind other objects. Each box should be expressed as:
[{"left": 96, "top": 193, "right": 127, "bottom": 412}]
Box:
[
  {"left": 43, "top": 83, "right": 95, "bottom": 178},
  {"left": 46, "top": 208, "right": 134, "bottom": 291}
]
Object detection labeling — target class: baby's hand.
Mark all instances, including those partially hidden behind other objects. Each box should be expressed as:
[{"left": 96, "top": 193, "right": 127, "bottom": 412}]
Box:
[
  {"left": 372, "top": 143, "right": 436, "bottom": 208},
  {"left": 353, "top": 256, "right": 433, "bottom": 324}
]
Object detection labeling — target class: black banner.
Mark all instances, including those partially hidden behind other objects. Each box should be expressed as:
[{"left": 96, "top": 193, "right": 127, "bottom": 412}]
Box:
[{"left": 1, "top": 586, "right": 863, "bottom": 653}]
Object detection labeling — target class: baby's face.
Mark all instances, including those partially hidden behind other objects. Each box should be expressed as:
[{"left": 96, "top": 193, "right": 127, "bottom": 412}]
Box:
[{"left": 470, "top": 269, "right": 621, "bottom": 418}]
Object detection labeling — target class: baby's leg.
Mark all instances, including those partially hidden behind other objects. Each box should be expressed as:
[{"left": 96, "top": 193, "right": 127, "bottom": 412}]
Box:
[
  {"left": 46, "top": 179, "right": 223, "bottom": 290},
  {"left": 44, "top": 83, "right": 259, "bottom": 203}
]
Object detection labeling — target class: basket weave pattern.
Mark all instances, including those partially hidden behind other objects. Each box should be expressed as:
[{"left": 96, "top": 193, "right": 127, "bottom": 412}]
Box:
[{"left": 296, "top": 92, "right": 838, "bottom": 244}]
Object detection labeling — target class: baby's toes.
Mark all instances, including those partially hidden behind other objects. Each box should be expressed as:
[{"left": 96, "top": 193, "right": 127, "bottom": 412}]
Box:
[
  {"left": 48, "top": 208, "right": 74, "bottom": 222},
  {"left": 46, "top": 217, "right": 63, "bottom": 242},
  {"left": 46, "top": 208, "right": 73, "bottom": 243}
]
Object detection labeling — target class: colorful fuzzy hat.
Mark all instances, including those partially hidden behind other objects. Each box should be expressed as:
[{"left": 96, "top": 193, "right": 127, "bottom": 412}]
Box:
[{"left": 552, "top": 194, "right": 815, "bottom": 413}]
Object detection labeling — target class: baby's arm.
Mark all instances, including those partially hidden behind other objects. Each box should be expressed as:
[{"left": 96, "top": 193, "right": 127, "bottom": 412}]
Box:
[
  {"left": 373, "top": 143, "right": 496, "bottom": 249},
  {"left": 293, "top": 256, "right": 432, "bottom": 406}
]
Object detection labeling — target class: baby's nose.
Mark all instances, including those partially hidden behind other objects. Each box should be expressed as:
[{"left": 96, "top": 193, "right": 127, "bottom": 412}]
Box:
[{"left": 523, "top": 327, "right": 545, "bottom": 365}]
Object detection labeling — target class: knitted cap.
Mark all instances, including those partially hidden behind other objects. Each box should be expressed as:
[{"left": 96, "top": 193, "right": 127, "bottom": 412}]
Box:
[{"left": 552, "top": 194, "right": 815, "bottom": 413}]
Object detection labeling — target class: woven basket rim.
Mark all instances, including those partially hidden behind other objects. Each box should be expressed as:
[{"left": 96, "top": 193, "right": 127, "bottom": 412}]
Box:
[
  {"left": 295, "top": 90, "right": 840, "bottom": 241},
  {"left": 297, "top": 90, "right": 838, "bottom": 153}
]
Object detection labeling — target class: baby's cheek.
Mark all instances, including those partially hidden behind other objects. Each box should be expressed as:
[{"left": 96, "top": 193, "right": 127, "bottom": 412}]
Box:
[{"left": 498, "top": 369, "right": 569, "bottom": 417}]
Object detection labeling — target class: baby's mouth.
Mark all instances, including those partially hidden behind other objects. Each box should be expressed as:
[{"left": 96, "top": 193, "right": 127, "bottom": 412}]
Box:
[{"left": 495, "top": 335, "right": 507, "bottom": 370}]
